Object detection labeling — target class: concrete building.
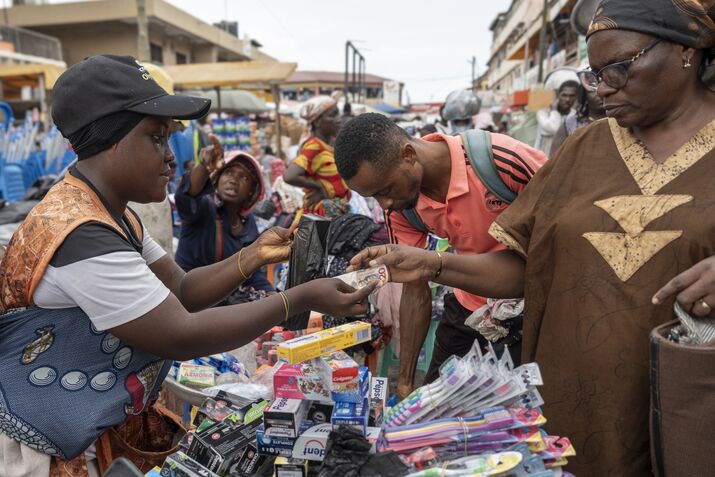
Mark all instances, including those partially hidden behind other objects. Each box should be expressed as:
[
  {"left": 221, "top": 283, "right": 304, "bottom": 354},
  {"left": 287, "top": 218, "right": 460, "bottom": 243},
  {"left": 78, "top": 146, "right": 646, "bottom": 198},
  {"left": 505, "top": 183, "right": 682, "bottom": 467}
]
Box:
[
  {"left": 485, "top": 0, "right": 584, "bottom": 101},
  {"left": 0, "top": 0, "right": 275, "bottom": 67}
]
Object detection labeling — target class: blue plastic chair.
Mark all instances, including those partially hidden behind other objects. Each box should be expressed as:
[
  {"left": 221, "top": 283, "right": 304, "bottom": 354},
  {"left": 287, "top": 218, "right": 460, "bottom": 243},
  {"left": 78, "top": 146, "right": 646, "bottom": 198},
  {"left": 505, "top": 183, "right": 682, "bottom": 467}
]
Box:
[
  {"left": 2, "top": 163, "right": 28, "bottom": 202},
  {"left": 22, "top": 151, "right": 46, "bottom": 189}
]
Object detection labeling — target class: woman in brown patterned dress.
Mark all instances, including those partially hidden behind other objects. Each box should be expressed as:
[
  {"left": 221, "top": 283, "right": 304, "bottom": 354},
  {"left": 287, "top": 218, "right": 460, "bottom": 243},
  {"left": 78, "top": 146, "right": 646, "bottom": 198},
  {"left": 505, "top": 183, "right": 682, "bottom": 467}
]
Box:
[{"left": 349, "top": 1, "right": 715, "bottom": 475}]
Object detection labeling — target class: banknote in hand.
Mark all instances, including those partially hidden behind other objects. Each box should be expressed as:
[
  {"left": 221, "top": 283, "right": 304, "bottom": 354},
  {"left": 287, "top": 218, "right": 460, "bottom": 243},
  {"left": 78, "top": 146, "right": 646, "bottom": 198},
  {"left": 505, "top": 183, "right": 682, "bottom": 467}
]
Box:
[{"left": 335, "top": 265, "right": 390, "bottom": 290}]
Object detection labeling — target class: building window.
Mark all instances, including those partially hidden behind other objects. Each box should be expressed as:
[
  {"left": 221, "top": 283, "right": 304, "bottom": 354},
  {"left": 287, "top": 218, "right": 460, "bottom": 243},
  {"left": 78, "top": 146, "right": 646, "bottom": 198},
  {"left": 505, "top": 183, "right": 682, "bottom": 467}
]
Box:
[
  {"left": 150, "top": 43, "right": 163, "bottom": 64},
  {"left": 176, "top": 52, "right": 187, "bottom": 64}
]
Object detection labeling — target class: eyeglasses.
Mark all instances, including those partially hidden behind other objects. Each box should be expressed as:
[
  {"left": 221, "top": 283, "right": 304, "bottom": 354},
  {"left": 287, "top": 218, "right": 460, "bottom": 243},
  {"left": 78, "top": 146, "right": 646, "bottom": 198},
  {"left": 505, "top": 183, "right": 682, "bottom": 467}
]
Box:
[{"left": 579, "top": 39, "right": 662, "bottom": 92}]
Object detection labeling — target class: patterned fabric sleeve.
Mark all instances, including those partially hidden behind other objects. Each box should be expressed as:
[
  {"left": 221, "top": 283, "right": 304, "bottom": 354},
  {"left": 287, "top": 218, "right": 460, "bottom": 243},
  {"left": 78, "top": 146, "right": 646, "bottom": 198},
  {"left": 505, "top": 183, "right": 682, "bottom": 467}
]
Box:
[{"left": 293, "top": 139, "right": 321, "bottom": 174}]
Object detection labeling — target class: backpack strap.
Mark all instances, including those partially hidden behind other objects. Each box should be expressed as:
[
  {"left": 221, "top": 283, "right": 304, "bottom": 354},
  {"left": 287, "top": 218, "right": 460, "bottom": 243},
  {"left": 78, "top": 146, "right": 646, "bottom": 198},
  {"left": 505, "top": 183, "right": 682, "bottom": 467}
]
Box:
[
  {"left": 401, "top": 208, "right": 429, "bottom": 234},
  {"left": 461, "top": 129, "right": 517, "bottom": 204}
]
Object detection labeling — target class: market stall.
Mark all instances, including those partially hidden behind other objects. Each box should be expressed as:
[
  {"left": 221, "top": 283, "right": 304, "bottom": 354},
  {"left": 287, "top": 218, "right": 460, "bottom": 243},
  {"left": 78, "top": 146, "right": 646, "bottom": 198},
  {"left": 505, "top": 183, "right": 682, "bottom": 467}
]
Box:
[
  {"left": 0, "top": 63, "right": 65, "bottom": 128},
  {"left": 165, "top": 61, "right": 296, "bottom": 159}
]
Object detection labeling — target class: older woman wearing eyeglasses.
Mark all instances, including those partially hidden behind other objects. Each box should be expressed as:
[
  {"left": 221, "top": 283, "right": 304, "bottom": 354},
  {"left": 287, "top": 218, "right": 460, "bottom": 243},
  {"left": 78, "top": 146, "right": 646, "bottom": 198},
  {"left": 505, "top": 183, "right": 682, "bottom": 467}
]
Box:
[{"left": 348, "top": 1, "right": 715, "bottom": 475}]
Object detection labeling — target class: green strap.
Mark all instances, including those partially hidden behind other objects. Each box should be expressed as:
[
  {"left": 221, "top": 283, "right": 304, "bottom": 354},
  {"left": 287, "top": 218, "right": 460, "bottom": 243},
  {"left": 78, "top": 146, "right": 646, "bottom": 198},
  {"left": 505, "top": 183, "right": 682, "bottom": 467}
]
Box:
[
  {"left": 401, "top": 129, "right": 517, "bottom": 234},
  {"left": 461, "top": 129, "right": 517, "bottom": 204},
  {"left": 401, "top": 208, "right": 429, "bottom": 234}
]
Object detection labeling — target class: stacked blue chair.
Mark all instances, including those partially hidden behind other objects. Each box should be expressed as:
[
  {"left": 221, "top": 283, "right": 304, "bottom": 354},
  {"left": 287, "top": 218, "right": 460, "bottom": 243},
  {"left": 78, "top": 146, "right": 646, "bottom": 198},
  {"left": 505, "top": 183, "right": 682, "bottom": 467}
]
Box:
[{"left": 1, "top": 162, "right": 27, "bottom": 202}]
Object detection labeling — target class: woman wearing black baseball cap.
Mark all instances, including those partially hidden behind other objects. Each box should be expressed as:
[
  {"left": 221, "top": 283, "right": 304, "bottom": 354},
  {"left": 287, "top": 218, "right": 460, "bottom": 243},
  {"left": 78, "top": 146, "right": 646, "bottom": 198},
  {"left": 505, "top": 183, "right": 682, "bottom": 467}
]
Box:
[{"left": 0, "top": 55, "right": 375, "bottom": 476}]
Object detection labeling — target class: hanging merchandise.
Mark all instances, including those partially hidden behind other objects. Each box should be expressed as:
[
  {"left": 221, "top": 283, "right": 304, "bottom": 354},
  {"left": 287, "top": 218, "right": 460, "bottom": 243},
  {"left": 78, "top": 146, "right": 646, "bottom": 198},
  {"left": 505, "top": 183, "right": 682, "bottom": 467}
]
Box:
[
  {"left": 286, "top": 214, "right": 331, "bottom": 330},
  {"left": 378, "top": 342, "right": 576, "bottom": 471}
]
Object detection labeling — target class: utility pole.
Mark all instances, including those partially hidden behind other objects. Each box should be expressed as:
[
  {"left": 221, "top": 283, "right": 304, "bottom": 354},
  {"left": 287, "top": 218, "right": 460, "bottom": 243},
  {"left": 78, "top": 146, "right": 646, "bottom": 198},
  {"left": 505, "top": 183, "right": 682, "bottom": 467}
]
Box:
[
  {"left": 471, "top": 56, "right": 476, "bottom": 91},
  {"left": 537, "top": 0, "right": 548, "bottom": 83},
  {"left": 136, "top": 0, "right": 151, "bottom": 62},
  {"left": 344, "top": 41, "right": 365, "bottom": 104}
]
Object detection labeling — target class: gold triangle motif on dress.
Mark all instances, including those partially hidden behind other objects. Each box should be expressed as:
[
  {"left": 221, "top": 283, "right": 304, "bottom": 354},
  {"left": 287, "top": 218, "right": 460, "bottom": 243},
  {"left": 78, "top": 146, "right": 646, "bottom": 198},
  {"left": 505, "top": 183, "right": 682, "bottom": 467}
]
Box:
[
  {"left": 608, "top": 118, "right": 715, "bottom": 195},
  {"left": 583, "top": 231, "right": 682, "bottom": 282},
  {"left": 593, "top": 195, "right": 692, "bottom": 236}
]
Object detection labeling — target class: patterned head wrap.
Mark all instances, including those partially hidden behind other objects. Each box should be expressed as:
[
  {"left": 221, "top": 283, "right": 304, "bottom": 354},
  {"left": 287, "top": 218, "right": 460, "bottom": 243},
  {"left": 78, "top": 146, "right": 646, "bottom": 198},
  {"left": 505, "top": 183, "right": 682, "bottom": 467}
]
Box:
[
  {"left": 299, "top": 96, "right": 337, "bottom": 125},
  {"left": 587, "top": 0, "right": 715, "bottom": 51}
]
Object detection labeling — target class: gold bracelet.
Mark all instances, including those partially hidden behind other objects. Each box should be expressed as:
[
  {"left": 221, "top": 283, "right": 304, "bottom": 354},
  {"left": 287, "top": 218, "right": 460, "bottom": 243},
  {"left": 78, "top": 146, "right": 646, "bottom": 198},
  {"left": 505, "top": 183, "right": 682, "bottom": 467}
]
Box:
[
  {"left": 434, "top": 251, "right": 443, "bottom": 279},
  {"left": 237, "top": 248, "right": 249, "bottom": 279},
  {"left": 278, "top": 292, "right": 290, "bottom": 321}
]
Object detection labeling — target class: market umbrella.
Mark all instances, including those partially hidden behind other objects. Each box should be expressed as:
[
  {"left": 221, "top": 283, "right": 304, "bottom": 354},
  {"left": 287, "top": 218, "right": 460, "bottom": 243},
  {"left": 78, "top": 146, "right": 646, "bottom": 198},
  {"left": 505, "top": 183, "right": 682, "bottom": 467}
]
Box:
[
  {"left": 188, "top": 89, "right": 269, "bottom": 114},
  {"left": 373, "top": 102, "right": 407, "bottom": 115}
]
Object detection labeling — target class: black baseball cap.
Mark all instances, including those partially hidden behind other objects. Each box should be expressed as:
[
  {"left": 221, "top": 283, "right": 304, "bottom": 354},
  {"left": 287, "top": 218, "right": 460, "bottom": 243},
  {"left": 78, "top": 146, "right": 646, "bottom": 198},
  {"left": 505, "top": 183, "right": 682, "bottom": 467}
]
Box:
[{"left": 52, "top": 54, "right": 211, "bottom": 137}]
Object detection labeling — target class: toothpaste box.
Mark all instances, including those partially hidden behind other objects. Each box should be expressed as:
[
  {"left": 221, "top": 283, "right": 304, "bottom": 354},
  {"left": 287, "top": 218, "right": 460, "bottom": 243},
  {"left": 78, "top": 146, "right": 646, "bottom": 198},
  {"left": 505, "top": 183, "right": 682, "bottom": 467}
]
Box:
[
  {"left": 255, "top": 426, "right": 295, "bottom": 458},
  {"left": 257, "top": 423, "right": 381, "bottom": 461},
  {"left": 369, "top": 377, "right": 388, "bottom": 427},
  {"left": 276, "top": 333, "right": 322, "bottom": 365},
  {"left": 331, "top": 397, "right": 369, "bottom": 435},
  {"left": 291, "top": 423, "right": 333, "bottom": 461},
  {"left": 316, "top": 351, "right": 359, "bottom": 398},
  {"left": 273, "top": 361, "right": 332, "bottom": 402},
  {"left": 318, "top": 321, "right": 371, "bottom": 356},
  {"left": 274, "top": 457, "right": 309, "bottom": 477},
  {"left": 293, "top": 424, "right": 381, "bottom": 461},
  {"left": 277, "top": 322, "right": 371, "bottom": 364},
  {"left": 320, "top": 360, "right": 370, "bottom": 403},
  {"left": 263, "top": 398, "right": 310, "bottom": 438}
]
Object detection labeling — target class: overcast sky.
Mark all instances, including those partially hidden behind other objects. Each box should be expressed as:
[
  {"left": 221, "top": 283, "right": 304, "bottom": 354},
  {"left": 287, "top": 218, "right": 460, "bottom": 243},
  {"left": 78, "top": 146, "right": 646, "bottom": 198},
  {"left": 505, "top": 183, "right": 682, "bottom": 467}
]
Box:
[
  {"left": 47, "top": 0, "right": 513, "bottom": 103},
  {"left": 167, "top": 0, "right": 512, "bottom": 103}
]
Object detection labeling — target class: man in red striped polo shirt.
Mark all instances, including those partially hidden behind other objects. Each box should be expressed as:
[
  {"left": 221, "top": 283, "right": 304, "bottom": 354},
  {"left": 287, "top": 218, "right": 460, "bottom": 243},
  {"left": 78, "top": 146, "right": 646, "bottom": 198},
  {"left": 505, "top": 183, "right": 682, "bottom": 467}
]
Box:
[{"left": 335, "top": 113, "right": 546, "bottom": 397}]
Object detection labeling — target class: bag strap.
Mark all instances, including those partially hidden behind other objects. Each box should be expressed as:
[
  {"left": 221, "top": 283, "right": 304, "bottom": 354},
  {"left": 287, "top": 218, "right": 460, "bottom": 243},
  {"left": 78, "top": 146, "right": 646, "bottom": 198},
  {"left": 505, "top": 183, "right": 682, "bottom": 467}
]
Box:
[
  {"left": 401, "top": 208, "right": 429, "bottom": 234},
  {"left": 214, "top": 217, "right": 223, "bottom": 262},
  {"left": 461, "top": 129, "right": 517, "bottom": 204}
]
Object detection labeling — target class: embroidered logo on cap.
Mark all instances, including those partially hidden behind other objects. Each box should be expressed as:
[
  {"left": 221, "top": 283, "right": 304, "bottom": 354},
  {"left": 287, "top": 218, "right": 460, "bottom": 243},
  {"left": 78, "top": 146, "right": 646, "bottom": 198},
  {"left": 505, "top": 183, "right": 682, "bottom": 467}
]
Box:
[{"left": 134, "top": 60, "right": 153, "bottom": 81}]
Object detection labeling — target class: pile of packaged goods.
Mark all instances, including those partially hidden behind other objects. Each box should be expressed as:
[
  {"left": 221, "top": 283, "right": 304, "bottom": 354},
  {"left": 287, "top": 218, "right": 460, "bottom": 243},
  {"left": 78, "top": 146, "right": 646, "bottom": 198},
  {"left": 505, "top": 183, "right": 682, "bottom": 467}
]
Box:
[
  {"left": 257, "top": 321, "right": 386, "bottom": 472},
  {"left": 151, "top": 321, "right": 380, "bottom": 476},
  {"left": 147, "top": 320, "right": 577, "bottom": 476},
  {"left": 255, "top": 327, "right": 298, "bottom": 367},
  {"left": 377, "top": 342, "right": 576, "bottom": 476},
  {"left": 151, "top": 390, "right": 271, "bottom": 477}
]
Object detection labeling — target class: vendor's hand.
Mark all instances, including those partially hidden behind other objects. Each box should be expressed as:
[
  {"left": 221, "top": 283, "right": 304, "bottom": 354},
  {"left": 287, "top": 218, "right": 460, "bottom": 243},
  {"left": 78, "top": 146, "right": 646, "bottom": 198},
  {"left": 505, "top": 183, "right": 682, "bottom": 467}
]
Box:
[
  {"left": 652, "top": 256, "right": 715, "bottom": 317},
  {"left": 300, "top": 278, "right": 377, "bottom": 317},
  {"left": 251, "top": 223, "right": 297, "bottom": 265},
  {"left": 348, "top": 244, "right": 440, "bottom": 283},
  {"left": 305, "top": 187, "right": 327, "bottom": 208},
  {"left": 198, "top": 145, "right": 216, "bottom": 171}
]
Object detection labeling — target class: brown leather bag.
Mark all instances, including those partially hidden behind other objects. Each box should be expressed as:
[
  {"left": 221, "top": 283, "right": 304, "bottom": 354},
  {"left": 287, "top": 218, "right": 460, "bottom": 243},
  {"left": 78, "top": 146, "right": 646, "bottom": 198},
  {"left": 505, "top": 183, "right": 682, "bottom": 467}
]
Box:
[{"left": 650, "top": 320, "right": 715, "bottom": 477}]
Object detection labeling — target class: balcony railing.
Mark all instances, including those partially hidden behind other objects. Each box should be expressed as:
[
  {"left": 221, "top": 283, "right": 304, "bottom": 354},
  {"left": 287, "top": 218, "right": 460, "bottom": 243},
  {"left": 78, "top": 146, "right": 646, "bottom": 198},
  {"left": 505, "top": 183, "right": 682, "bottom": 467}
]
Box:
[{"left": 0, "top": 25, "right": 62, "bottom": 61}]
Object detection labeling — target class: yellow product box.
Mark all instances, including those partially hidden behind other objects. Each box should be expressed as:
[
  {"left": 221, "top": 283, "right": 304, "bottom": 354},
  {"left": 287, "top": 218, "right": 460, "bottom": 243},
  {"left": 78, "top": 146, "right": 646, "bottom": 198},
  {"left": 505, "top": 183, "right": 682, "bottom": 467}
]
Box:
[
  {"left": 276, "top": 333, "right": 322, "bottom": 364},
  {"left": 277, "top": 322, "right": 371, "bottom": 364},
  {"left": 318, "top": 322, "right": 370, "bottom": 356}
]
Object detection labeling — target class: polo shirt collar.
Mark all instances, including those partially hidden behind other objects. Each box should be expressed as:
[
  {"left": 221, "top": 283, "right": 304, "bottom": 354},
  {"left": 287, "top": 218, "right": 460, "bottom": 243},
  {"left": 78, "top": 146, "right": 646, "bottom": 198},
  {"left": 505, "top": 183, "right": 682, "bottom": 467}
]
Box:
[{"left": 422, "top": 132, "right": 470, "bottom": 202}]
